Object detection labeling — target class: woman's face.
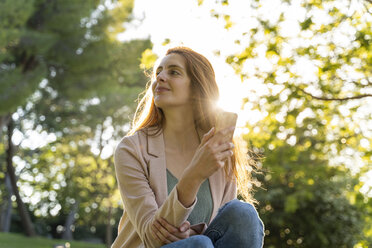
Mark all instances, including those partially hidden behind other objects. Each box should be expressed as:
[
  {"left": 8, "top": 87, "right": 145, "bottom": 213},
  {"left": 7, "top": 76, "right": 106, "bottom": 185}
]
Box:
[{"left": 152, "top": 53, "right": 192, "bottom": 109}]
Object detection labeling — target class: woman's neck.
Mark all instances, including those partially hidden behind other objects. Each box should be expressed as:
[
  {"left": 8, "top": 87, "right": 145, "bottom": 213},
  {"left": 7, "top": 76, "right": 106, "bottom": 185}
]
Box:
[{"left": 162, "top": 107, "right": 200, "bottom": 153}]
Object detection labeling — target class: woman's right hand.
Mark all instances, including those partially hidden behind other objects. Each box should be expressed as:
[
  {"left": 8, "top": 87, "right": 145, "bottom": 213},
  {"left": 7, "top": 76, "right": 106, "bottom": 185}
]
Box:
[
  {"left": 185, "top": 126, "right": 235, "bottom": 182},
  {"left": 176, "top": 126, "right": 235, "bottom": 208}
]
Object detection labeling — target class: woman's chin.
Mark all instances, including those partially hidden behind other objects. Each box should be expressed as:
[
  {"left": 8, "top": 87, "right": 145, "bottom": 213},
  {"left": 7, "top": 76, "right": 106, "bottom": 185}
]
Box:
[{"left": 154, "top": 99, "right": 167, "bottom": 109}]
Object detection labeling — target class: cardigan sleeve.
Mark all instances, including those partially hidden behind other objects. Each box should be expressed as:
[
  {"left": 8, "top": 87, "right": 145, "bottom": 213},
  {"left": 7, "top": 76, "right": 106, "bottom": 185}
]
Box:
[{"left": 114, "top": 135, "right": 197, "bottom": 248}]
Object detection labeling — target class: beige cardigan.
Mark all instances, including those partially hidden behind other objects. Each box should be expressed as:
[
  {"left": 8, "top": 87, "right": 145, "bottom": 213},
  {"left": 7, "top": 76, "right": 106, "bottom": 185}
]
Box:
[{"left": 111, "top": 127, "right": 237, "bottom": 248}]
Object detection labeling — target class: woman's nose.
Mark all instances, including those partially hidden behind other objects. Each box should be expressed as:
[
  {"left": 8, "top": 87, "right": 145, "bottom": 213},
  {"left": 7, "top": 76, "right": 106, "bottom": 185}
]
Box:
[{"left": 156, "top": 70, "right": 166, "bottom": 82}]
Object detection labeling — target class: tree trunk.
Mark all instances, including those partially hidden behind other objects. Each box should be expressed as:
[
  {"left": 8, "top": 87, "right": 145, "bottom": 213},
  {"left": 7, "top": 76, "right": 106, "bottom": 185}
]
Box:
[
  {"left": 6, "top": 117, "right": 36, "bottom": 236},
  {"left": 0, "top": 173, "right": 13, "bottom": 232},
  {"left": 0, "top": 115, "right": 11, "bottom": 140},
  {"left": 61, "top": 201, "right": 79, "bottom": 240},
  {"left": 105, "top": 205, "right": 113, "bottom": 248}
]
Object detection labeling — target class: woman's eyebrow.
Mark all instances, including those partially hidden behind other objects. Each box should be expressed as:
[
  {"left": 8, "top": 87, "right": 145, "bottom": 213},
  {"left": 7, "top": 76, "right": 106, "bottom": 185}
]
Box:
[
  {"left": 157, "top": 64, "right": 185, "bottom": 70},
  {"left": 167, "top": 64, "right": 184, "bottom": 70}
]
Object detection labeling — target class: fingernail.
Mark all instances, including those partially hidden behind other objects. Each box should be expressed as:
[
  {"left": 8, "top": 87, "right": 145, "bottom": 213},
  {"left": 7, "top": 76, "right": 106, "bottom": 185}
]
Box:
[{"left": 180, "top": 227, "right": 186, "bottom": 232}]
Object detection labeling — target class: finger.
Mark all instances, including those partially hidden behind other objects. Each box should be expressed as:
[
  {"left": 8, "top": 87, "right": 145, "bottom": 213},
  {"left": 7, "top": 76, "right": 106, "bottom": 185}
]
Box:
[
  {"left": 151, "top": 224, "right": 164, "bottom": 243},
  {"left": 217, "top": 149, "right": 234, "bottom": 161},
  {"left": 152, "top": 222, "right": 172, "bottom": 244},
  {"left": 153, "top": 219, "right": 179, "bottom": 243},
  {"left": 159, "top": 218, "right": 190, "bottom": 239},
  {"left": 156, "top": 228, "right": 172, "bottom": 244},
  {"left": 201, "top": 127, "right": 215, "bottom": 145},
  {"left": 159, "top": 218, "right": 179, "bottom": 233},
  {"left": 215, "top": 125, "right": 234, "bottom": 135},
  {"left": 179, "top": 221, "right": 190, "bottom": 232},
  {"left": 215, "top": 142, "right": 234, "bottom": 153},
  {"left": 217, "top": 160, "right": 226, "bottom": 168}
]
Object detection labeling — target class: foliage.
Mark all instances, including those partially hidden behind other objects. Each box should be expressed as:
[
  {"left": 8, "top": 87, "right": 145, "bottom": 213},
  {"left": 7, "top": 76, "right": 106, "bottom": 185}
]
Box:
[
  {"left": 140, "top": 48, "right": 158, "bottom": 70},
  {"left": 11, "top": 37, "right": 151, "bottom": 240},
  {"left": 0, "top": 0, "right": 139, "bottom": 115},
  {"left": 0, "top": 0, "right": 151, "bottom": 242},
  {"left": 246, "top": 112, "right": 370, "bottom": 247},
  {"left": 203, "top": 0, "right": 372, "bottom": 246}
]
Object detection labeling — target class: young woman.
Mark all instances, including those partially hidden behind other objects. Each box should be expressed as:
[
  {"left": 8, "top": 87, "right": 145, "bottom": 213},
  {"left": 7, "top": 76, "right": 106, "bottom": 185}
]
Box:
[{"left": 112, "top": 47, "right": 264, "bottom": 248}]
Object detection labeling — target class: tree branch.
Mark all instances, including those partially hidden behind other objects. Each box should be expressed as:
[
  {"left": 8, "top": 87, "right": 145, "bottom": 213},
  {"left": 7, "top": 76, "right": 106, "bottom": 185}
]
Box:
[
  {"left": 367, "top": 78, "right": 372, "bottom": 86},
  {"left": 364, "top": 0, "right": 372, "bottom": 14},
  {"left": 299, "top": 88, "right": 372, "bottom": 101}
]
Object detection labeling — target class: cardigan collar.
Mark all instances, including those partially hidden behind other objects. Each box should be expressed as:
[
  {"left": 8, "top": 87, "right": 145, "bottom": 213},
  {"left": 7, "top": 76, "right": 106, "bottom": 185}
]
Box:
[{"left": 145, "top": 126, "right": 163, "bottom": 158}]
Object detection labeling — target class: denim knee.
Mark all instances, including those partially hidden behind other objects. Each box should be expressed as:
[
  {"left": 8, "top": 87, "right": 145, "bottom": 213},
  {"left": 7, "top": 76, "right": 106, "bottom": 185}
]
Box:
[
  {"left": 161, "top": 235, "right": 213, "bottom": 248},
  {"left": 187, "top": 235, "right": 213, "bottom": 247},
  {"left": 219, "top": 199, "right": 263, "bottom": 230}
]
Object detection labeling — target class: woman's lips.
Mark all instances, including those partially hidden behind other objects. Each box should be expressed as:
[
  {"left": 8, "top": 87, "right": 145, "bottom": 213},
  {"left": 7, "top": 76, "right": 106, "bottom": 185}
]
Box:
[{"left": 155, "top": 87, "right": 170, "bottom": 92}]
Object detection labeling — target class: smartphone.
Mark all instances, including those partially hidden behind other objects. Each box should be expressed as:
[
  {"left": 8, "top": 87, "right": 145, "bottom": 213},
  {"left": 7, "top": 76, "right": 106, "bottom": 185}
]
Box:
[{"left": 215, "top": 110, "right": 238, "bottom": 140}]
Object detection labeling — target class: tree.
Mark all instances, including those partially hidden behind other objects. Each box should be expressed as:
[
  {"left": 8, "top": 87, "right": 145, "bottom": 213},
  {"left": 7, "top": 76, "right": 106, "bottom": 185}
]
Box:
[
  {"left": 15, "top": 39, "right": 150, "bottom": 240},
  {"left": 0, "top": 0, "right": 150, "bottom": 238},
  {"left": 198, "top": 0, "right": 372, "bottom": 246}
]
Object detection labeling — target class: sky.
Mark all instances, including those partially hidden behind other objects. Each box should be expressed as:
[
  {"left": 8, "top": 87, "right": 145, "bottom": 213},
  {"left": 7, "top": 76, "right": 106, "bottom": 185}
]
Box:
[{"left": 118, "top": 0, "right": 258, "bottom": 128}]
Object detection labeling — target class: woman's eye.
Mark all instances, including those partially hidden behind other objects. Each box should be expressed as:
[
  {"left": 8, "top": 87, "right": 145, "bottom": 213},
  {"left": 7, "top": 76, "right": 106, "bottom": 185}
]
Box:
[{"left": 170, "top": 70, "right": 179, "bottom": 75}]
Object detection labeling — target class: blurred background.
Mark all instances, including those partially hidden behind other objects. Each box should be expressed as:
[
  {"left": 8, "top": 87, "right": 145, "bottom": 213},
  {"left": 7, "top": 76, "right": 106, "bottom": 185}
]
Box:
[{"left": 0, "top": 0, "right": 371, "bottom": 247}]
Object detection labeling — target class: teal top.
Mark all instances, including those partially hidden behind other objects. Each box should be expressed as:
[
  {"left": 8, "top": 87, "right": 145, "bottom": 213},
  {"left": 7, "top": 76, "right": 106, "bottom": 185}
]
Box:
[{"left": 166, "top": 169, "right": 213, "bottom": 225}]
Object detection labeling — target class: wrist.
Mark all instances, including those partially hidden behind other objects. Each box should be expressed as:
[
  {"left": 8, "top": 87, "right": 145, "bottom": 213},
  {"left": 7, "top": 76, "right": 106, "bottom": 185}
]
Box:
[
  {"left": 176, "top": 171, "right": 203, "bottom": 208},
  {"left": 181, "top": 165, "right": 204, "bottom": 185}
]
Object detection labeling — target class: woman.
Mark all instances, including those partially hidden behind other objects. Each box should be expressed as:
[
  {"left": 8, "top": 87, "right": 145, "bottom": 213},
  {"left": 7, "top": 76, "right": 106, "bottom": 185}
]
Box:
[{"left": 112, "top": 47, "right": 264, "bottom": 248}]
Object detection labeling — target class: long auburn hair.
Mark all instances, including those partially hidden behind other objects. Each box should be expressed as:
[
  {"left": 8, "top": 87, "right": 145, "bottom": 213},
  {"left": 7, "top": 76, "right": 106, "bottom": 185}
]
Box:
[{"left": 128, "top": 47, "right": 256, "bottom": 204}]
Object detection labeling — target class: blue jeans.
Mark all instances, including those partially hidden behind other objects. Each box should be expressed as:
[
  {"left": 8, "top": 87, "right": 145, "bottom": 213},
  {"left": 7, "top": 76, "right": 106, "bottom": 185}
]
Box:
[{"left": 161, "top": 199, "right": 265, "bottom": 248}]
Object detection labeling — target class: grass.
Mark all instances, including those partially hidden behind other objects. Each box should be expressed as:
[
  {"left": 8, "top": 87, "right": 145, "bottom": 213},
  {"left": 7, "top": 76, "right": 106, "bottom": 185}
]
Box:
[{"left": 0, "top": 232, "right": 106, "bottom": 248}]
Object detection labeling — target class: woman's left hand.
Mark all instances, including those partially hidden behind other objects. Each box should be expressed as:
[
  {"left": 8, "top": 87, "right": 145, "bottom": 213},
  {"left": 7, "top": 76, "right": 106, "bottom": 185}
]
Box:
[{"left": 151, "top": 217, "right": 196, "bottom": 244}]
